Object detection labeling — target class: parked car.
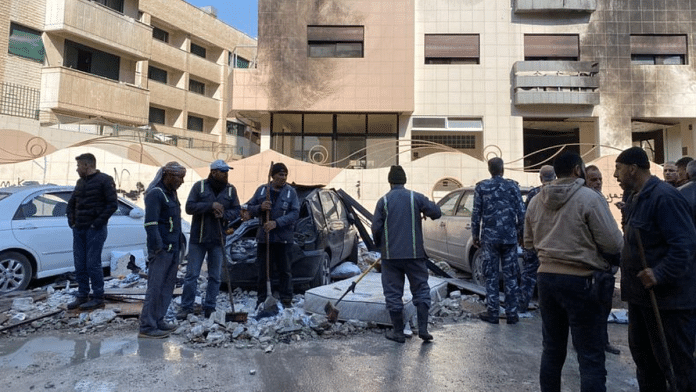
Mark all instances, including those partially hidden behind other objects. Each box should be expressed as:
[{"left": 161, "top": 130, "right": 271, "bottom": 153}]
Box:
[
  {"left": 423, "top": 186, "right": 530, "bottom": 286},
  {"left": 224, "top": 186, "right": 359, "bottom": 289},
  {"left": 0, "top": 184, "right": 190, "bottom": 293}
]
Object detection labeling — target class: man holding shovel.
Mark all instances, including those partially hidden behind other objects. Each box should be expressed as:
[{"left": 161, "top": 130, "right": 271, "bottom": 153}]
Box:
[
  {"left": 245, "top": 162, "right": 299, "bottom": 309},
  {"left": 372, "top": 165, "right": 441, "bottom": 343},
  {"left": 614, "top": 147, "right": 696, "bottom": 392},
  {"left": 177, "top": 160, "right": 240, "bottom": 320}
]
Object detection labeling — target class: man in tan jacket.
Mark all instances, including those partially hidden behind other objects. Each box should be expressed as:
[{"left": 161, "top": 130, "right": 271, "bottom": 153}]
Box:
[{"left": 524, "top": 151, "right": 623, "bottom": 392}]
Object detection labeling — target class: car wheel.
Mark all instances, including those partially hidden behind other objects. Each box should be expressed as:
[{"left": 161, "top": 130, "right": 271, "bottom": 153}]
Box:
[
  {"left": 471, "top": 248, "right": 486, "bottom": 287},
  {"left": 347, "top": 236, "right": 359, "bottom": 263},
  {"left": 310, "top": 251, "right": 331, "bottom": 288},
  {"left": 0, "top": 251, "right": 33, "bottom": 293}
]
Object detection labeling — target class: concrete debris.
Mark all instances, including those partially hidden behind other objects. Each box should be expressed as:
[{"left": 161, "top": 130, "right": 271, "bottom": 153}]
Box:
[{"left": 11, "top": 297, "right": 34, "bottom": 312}]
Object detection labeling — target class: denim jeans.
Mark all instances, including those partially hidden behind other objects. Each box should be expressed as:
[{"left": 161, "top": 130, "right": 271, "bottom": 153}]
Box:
[
  {"left": 180, "top": 242, "right": 223, "bottom": 312},
  {"left": 537, "top": 272, "right": 606, "bottom": 392},
  {"left": 72, "top": 226, "right": 108, "bottom": 299},
  {"left": 628, "top": 303, "right": 696, "bottom": 392}
]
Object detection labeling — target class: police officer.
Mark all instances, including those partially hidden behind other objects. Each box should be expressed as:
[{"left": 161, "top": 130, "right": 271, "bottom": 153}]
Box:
[
  {"left": 372, "top": 165, "right": 441, "bottom": 343},
  {"left": 472, "top": 157, "right": 525, "bottom": 325}
]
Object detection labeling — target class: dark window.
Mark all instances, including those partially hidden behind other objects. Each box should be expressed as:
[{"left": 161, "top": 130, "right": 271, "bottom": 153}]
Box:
[
  {"left": 187, "top": 115, "right": 203, "bottom": 132},
  {"left": 227, "top": 121, "right": 246, "bottom": 136},
  {"left": 308, "top": 26, "right": 364, "bottom": 58},
  {"left": 236, "top": 56, "right": 250, "bottom": 68},
  {"left": 424, "top": 34, "right": 479, "bottom": 64},
  {"left": 149, "top": 107, "right": 165, "bottom": 125},
  {"left": 8, "top": 23, "right": 45, "bottom": 62},
  {"left": 189, "top": 79, "right": 205, "bottom": 95},
  {"left": 190, "top": 42, "right": 207, "bottom": 58},
  {"left": 91, "top": 0, "right": 124, "bottom": 13},
  {"left": 64, "top": 40, "right": 120, "bottom": 81},
  {"left": 524, "top": 35, "right": 579, "bottom": 61},
  {"left": 631, "top": 35, "right": 687, "bottom": 65},
  {"left": 152, "top": 27, "right": 169, "bottom": 43},
  {"left": 148, "top": 66, "right": 167, "bottom": 83},
  {"left": 412, "top": 134, "right": 476, "bottom": 149}
]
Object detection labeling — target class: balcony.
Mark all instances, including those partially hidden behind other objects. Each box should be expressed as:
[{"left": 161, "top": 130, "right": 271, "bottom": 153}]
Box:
[
  {"left": 151, "top": 40, "right": 187, "bottom": 69},
  {"left": 189, "top": 54, "right": 221, "bottom": 82},
  {"left": 149, "top": 81, "right": 185, "bottom": 109},
  {"left": 186, "top": 91, "right": 220, "bottom": 119},
  {"left": 514, "top": 0, "right": 596, "bottom": 14},
  {"left": 40, "top": 67, "right": 149, "bottom": 124},
  {"left": 513, "top": 61, "right": 599, "bottom": 106},
  {"left": 45, "top": 0, "right": 151, "bottom": 59}
]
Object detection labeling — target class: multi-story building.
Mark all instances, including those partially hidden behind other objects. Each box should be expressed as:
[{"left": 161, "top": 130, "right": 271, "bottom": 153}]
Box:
[
  {"left": 2, "top": 0, "right": 258, "bottom": 160},
  {"left": 230, "top": 0, "right": 696, "bottom": 207}
]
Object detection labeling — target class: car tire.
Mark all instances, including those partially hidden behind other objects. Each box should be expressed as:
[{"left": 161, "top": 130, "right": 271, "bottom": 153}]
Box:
[
  {"left": 0, "top": 251, "right": 33, "bottom": 293},
  {"left": 310, "top": 251, "right": 331, "bottom": 288},
  {"left": 347, "top": 236, "right": 359, "bottom": 263},
  {"left": 471, "top": 248, "right": 486, "bottom": 287}
]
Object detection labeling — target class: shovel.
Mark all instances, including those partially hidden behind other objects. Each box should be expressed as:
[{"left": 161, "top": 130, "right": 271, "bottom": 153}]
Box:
[
  {"left": 218, "top": 220, "right": 247, "bottom": 323},
  {"left": 262, "top": 161, "right": 279, "bottom": 313},
  {"left": 325, "top": 258, "right": 380, "bottom": 323}
]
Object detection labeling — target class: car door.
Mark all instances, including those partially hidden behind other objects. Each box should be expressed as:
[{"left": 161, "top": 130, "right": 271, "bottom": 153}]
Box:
[
  {"left": 102, "top": 200, "right": 147, "bottom": 260},
  {"left": 445, "top": 190, "right": 475, "bottom": 271},
  {"left": 332, "top": 192, "right": 357, "bottom": 261},
  {"left": 11, "top": 191, "right": 74, "bottom": 276},
  {"left": 318, "top": 190, "right": 346, "bottom": 266},
  {"left": 422, "top": 190, "right": 461, "bottom": 263}
]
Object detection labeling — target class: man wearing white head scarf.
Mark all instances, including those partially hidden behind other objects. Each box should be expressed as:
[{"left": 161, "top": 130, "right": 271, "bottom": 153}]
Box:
[{"left": 139, "top": 162, "right": 186, "bottom": 338}]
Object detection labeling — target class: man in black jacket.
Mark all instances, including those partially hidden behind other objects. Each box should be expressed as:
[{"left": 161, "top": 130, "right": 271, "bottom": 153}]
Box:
[
  {"left": 66, "top": 153, "right": 118, "bottom": 311},
  {"left": 177, "top": 160, "right": 240, "bottom": 320}
]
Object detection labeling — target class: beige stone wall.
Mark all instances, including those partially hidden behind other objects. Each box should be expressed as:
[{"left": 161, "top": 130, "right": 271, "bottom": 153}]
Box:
[{"left": 233, "top": 0, "right": 414, "bottom": 113}]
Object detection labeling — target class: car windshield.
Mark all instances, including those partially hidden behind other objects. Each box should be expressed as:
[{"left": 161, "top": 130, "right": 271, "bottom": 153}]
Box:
[{"left": 0, "top": 193, "right": 9, "bottom": 202}]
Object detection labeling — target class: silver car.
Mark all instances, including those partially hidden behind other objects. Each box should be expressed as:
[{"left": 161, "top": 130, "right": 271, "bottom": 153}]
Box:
[
  {"left": 423, "top": 186, "right": 530, "bottom": 286},
  {"left": 0, "top": 184, "right": 190, "bottom": 293}
]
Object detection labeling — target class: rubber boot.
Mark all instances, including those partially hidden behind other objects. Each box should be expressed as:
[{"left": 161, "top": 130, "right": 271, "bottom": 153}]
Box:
[
  {"left": 417, "top": 303, "right": 433, "bottom": 341},
  {"left": 385, "top": 311, "right": 406, "bottom": 343}
]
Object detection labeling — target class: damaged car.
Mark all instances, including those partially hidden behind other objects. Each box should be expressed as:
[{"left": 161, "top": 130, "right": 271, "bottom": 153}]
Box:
[
  {"left": 0, "top": 183, "right": 190, "bottom": 293},
  {"left": 224, "top": 186, "right": 359, "bottom": 289}
]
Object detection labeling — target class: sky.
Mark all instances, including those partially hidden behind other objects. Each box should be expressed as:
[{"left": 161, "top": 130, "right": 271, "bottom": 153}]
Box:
[{"left": 185, "top": 0, "right": 258, "bottom": 38}]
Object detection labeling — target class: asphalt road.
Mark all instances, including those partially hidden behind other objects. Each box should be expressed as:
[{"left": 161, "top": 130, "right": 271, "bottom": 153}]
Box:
[{"left": 0, "top": 314, "right": 637, "bottom": 392}]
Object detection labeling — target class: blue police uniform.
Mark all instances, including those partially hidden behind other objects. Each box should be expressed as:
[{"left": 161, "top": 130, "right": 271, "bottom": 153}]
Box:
[{"left": 471, "top": 175, "right": 525, "bottom": 320}]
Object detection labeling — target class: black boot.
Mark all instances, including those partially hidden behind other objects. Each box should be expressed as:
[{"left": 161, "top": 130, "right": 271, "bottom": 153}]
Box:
[
  {"left": 385, "top": 311, "right": 406, "bottom": 343},
  {"left": 416, "top": 303, "right": 433, "bottom": 341}
]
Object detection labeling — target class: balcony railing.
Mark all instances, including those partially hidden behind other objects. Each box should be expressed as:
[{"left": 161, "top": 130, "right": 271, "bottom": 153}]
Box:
[
  {"left": 0, "top": 83, "right": 40, "bottom": 120},
  {"left": 513, "top": 61, "right": 599, "bottom": 106},
  {"left": 514, "top": 0, "right": 596, "bottom": 13},
  {"left": 45, "top": 0, "right": 152, "bottom": 59}
]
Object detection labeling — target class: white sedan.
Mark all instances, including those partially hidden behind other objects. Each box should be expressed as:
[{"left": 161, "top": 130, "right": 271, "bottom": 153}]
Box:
[{"left": 0, "top": 183, "right": 190, "bottom": 293}]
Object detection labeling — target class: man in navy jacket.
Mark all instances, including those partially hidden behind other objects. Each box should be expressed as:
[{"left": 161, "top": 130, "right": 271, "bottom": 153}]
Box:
[{"left": 372, "top": 165, "right": 441, "bottom": 343}]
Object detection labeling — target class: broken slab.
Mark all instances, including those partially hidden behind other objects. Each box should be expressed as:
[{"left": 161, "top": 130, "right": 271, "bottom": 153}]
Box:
[{"left": 303, "top": 272, "right": 447, "bottom": 325}]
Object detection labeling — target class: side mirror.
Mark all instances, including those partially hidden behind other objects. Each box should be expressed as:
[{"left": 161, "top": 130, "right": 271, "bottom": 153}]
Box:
[{"left": 129, "top": 208, "right": 145, "bottom": 219}]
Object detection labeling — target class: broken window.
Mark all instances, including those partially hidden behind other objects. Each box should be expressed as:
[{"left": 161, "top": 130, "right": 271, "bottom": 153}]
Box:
[{"left": 307, "top": 26, "right": 364, "bottom": 58}]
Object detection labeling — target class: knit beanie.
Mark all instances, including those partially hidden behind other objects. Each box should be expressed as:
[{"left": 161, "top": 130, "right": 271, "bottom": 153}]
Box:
[
  {"left": 616, "top": 147, "right": 650, "bottom": 169},
  {"left": 388, "top": 165, "right": 407, "bottom": 184}
]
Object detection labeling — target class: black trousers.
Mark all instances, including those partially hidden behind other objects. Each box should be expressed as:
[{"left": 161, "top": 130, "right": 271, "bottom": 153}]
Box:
[
  {"left": 256, "top": 242, "right": 293, "bottom": 301},
  {"left": 381, "top": 258, "right": 431, "bottom": 313}
]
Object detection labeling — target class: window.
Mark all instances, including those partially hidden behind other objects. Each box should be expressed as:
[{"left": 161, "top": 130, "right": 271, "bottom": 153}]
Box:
[
  {"left": 308, "top": 26, "right": 364, "bottom": 58},
  {"left": 149, "top": 107, "right": 165, "bottom": 125},
  {"left": 424, "top": 34, "right": 479, "bottom": 64},
  {"left": 187, "top": 115, "right": 203, "bottom": 132},
  {"left": 148, "top": 66, "right": 167, "bottom": 83},
  {"left": 236, "top": 56, "right": 250, "bottom": 68},
  {"left": 64, "top": 40, "right": 120, "bottom": 81},
  {"left": 190, "top": 42, "right": 206, "bottom": 58},
  {"left": 227, "top": 121, "right": 246, "bottom": 136},
  {"left": 524, "top": 35, "right": 579, "bottom": 60},
  {"left": 152, "top": 27, "right": 169, "bottom": 43},
  {"left": 8, "top": 23, "right": 45, "bottom": 62},
  {"left": 413, "top": 134, "right": 476, "bottom": 149},
  {"left": 189, "top": 79, "right": 205, "bottom": 95},
  {"left": 456, "top": 193, "right": 474, "bottom": 217},
  {"left": 91, "top": 0, "right": 124, "bottom": 13},
  {"left": 631, "top": 35, "right": 687, "bottom": 65},
  {"left": 437, "top": 191, "right": 461, "bottom": 216}
]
